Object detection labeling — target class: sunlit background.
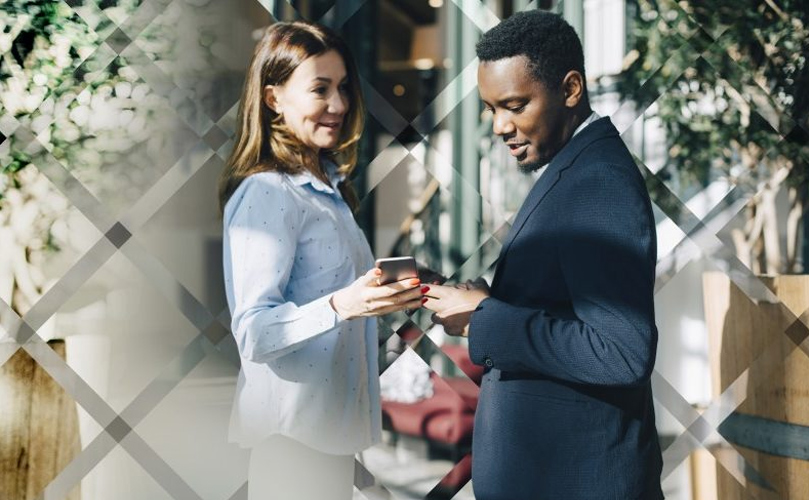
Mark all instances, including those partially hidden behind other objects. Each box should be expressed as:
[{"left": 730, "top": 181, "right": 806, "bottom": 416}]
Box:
[{"left": 1, "top": 0, "right": 808, "bottom": 499}]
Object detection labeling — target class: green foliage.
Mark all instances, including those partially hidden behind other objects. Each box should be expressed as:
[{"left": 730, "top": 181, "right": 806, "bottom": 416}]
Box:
[
  {"left": 0, "top": 0, "right": 235, "bottom": 217},
  {"left": 1, "top": 0, "right": 142, "bottom": 189},
  {"left": 0, "top": 0, "right": 232, "bottom": 314},
  {"left": 620, "top": 0, "right": 809, "bottom": 196}
]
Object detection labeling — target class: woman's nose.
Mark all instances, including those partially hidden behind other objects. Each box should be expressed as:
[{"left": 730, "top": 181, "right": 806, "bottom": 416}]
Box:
[{"left": 328, "top": 90, "right": 347, "bottom": 115}]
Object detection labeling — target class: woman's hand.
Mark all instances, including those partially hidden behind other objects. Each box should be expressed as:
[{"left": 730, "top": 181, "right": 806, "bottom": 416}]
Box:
[{"left": 330, "top": 268, "right": 427, "bottom": 320}]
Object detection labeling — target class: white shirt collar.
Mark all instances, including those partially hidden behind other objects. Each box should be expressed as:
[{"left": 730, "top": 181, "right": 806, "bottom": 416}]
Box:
[
  {"left": 571, "top": 111, "right": 600, "bottom": 139},
  {"left": 289, "top": 158, "right": 345, "bottom": 194},
  {"left": 533, "top": 111, "right": 601, "bottom": 178}
]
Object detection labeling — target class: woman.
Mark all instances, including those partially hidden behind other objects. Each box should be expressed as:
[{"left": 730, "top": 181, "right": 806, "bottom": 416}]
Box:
[{"left": 219, "top": 21, "right": 426, "bottom": 500}]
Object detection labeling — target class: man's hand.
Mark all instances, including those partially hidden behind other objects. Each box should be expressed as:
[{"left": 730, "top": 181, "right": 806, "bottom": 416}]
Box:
[
  {"left": 422, "top": 280, "right": 490, "bottom": 336},
  {"left": 457, "top": 277, "right": 491, "bottom": 293},
  {"left": 417, "top": 265, "right": 447, "bottom": 285}
]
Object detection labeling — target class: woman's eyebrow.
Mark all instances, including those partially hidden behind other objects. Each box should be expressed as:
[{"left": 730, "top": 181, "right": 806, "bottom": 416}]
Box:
[{"left": 312, "top": 75, "right": 348, "bottom": 84}]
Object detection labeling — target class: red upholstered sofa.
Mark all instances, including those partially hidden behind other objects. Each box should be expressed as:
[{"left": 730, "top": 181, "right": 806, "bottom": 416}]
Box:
[{"left": 380, "top": 344, "right": 484, "bottom": 460}]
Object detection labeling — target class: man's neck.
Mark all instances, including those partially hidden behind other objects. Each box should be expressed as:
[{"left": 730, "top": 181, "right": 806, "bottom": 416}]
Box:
[{"left": 567, "top": 106, "right": 593, "bottom": 136}]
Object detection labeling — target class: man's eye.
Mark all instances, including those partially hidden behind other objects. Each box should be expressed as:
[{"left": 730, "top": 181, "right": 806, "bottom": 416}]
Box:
[{"left": 508, "top": 104, "right": 526, "bottom": 113}]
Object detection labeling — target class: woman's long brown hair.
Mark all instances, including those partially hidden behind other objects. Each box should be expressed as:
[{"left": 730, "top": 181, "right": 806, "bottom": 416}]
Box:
[{"left": 218, "top": 21, "right": 365, "bottom": 213}]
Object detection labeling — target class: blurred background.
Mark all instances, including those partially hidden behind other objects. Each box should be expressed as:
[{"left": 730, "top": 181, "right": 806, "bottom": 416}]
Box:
[{"left": 1, "top": 0, "right": 808, "bottom": 499}]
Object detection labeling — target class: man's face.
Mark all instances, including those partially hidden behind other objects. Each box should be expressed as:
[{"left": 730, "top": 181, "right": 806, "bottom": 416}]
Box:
[{"left": 478, "top": 55, "right": 569, "bottom": 172}]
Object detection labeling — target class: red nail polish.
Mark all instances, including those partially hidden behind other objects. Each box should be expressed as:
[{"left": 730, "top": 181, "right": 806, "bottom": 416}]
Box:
[
  {"left": 421, "top": 298, "right": 428, "bottom": 304},
  {"left": 421, "top": 286, "right": 430, "bottom": 293}
]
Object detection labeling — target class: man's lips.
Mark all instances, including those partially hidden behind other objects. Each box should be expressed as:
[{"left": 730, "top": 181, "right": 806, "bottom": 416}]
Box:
[{"left": 506, "top": 142, "right": 529, "bottom": 157}]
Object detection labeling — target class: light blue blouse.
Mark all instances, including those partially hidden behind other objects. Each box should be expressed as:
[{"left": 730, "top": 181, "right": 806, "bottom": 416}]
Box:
[{"left": 222, "top": 161, "right": 381, "bottom": 454}]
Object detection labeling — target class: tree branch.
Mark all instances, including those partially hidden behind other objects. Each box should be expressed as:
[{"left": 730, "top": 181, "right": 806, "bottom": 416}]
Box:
[
  {"left": 763, "top": 0, "right": 790, "bottom": 21},
  {"left": 786, "top": 186, "right": 801, "bottom": 272}
]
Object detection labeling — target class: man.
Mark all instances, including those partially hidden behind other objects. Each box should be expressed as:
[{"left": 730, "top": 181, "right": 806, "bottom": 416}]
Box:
[{"left": 423, "top": 10, "right": 664, "bottom": 500}]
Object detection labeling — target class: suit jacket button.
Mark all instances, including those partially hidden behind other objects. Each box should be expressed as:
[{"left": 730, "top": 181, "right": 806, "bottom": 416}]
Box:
[{"left": 484, "top": 357, "right": 494, "bottom": 368}]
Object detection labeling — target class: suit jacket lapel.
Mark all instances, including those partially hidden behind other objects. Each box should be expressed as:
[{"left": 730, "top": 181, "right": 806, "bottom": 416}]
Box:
[
  {"left": 496, "top": 167, "right": 561, "bottom": 262},
  {"left": 491, "top": 117, "right": 617, "bottom": 289}
]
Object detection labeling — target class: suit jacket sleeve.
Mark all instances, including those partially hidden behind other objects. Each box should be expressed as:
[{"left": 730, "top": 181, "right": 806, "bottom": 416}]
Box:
[{"left": 468, "top": 162, "right": 658, "bottom": 387}]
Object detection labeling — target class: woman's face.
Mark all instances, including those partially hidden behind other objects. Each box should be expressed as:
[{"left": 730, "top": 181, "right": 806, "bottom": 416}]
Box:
[{"left": 269, "top": 50, "right": 350, "bottom": 153}]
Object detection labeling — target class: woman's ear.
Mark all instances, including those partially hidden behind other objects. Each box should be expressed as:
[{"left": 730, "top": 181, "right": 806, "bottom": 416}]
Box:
[{"left": 263, "top": 85, "right": 281, "bottom": 114}]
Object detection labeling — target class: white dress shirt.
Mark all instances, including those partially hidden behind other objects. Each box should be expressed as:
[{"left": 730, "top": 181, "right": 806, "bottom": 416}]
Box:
[
  {"left": 222, "top": 161, "right": 381, "bottom": 455},
  {"left": 572, "top": 111, "right": 600, "bottom": 138}
]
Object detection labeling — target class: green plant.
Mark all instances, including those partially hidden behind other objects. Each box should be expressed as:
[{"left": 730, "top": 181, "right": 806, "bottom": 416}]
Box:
[
  {"left": 620, "top": 0, "right": 809, "bottom": 274},
  {"left": 0, "top": 0, "right": 226, "bottom": 318}
]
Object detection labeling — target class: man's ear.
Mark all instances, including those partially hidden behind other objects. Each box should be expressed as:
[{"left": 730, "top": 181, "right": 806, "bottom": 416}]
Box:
[
  {"left": 562, "top": 71, "right": 585, "bottom": 108},
  {"left": 263, "top": 85, "right": 281, "bottom": 114}
]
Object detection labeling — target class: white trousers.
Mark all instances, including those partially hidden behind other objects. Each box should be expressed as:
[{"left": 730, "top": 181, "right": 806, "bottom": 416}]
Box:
[{"left": 248, "top": 434, "right": 355, "bottom": 500}]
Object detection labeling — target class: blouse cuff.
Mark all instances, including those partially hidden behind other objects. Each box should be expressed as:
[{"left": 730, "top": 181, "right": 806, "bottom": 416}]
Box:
[{"left": 309, "top": 294, "right": 346, "bottom": 330}]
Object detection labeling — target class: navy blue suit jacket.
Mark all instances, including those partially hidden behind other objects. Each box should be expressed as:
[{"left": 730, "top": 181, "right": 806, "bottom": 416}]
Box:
[{"left": 468, "top": 117, "right": 664, "bottom": 500}]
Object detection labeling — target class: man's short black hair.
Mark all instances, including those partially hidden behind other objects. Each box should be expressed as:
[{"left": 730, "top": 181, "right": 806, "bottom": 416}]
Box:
[{"left": 476, "top": 10, "right": 586, "bottom": 91}]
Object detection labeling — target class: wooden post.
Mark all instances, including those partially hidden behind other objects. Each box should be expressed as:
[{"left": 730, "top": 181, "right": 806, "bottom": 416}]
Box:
[
  {"left": 0, "top": 340, "right": 80, "bottom": 500},
  {"left": 703, "top": 272, "right": 809, "bottom": 499}
]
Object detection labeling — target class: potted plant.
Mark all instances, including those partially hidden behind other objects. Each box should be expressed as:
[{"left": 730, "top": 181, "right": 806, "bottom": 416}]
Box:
[
  {"left": 619, "top": 1, "right": 809, "bottom": 498},
  {"left": 0, "top": 1, "right": 184, "bottom": 497}
]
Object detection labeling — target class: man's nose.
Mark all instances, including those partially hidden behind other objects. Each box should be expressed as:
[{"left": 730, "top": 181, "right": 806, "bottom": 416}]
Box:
[{"left": 492, "top": 112, "right": 514, "bottom": 136}]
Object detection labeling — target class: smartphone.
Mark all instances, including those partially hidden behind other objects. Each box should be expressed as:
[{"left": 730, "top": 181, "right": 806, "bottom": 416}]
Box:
[{"left": 375, "top": 256, "right": 418, "bottom": 285}]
